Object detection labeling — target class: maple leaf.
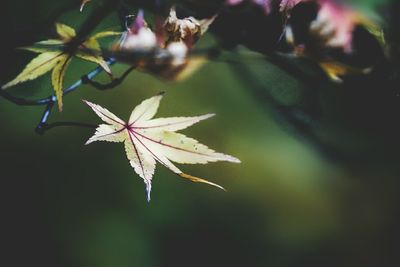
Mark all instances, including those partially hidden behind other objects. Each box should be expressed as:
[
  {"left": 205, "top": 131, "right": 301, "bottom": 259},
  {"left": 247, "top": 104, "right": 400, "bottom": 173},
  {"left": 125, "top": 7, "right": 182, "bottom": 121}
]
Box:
[
  {"left": 83, "top": 93, "right": 240, "bottom": 202},
  {"left": 2, "top": 23, "right": 120, "bottom": 111}
]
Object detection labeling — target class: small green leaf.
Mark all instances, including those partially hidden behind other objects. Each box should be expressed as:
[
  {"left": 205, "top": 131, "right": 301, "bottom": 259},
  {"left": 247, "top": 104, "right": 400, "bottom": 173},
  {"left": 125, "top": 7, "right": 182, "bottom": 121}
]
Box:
[
  {"left": 3, "top": 23, "right": 116, "bottom": 110},
  {"left": 51, "top": 55, "right": 72, "bottom": 111},
  {"left": 56, "top": 23, "right": 76, "bottom": 40},
  {"left": 91, "top": 31, "right": 122, "bottom": 40},
  {"left": 21, "top": 39, "right": 65, "bottom": 53},
  {"left": 76, "top": 52, "right": 112, "bottom": 74},
  {"left": 83, "top": 38, "right": 101, "bottom": 52},
  {"left": 2, "top": 52, "right": 63, "bottom": 89}
]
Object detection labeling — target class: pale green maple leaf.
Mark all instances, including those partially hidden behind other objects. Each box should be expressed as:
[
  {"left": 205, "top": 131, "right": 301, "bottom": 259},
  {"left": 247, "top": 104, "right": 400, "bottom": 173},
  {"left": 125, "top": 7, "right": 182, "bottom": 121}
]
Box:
[
  {"left": 83, "top": 93, "right": 240, "bottom": 201},
  {"left": 2, "top": 23, "right": 120, "bottom": 111}
]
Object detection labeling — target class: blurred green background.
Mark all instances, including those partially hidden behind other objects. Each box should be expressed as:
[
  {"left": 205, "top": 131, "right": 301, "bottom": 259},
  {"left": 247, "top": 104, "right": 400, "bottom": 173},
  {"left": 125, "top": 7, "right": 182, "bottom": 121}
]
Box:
[{"left": 1, "top": 1, "right": 399, "bottom": 267}]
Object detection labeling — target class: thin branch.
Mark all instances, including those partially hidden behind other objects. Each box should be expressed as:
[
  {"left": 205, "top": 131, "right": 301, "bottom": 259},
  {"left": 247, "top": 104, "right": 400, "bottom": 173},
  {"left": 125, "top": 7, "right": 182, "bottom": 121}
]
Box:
[
  {"left": 0, "top": 91, "right": 53, "bottom": 106},
  {"left": 82, "top": 64, "right": 136, "bottom": 90},
  {"left": 0, "top": 59, "right": 116, "bottom": 133},
  {"left": 36, "top": 121, "right": 97, "bottom": 135},
  {"left": 35, "top": 58, "right": 117, "bottom": 131}
]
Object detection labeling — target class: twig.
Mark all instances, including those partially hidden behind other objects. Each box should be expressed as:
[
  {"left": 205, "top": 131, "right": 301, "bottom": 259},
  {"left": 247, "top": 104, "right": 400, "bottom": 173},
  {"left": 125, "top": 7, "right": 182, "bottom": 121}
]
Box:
[
  {"left": 0, "top": 91, "right": 53, "bottom": 106},
  {"left": 0, "top": 59, "right": 116, "bottom": 131},
  {"left": 82, "top": 64, "right": 137, "bottom": 90},
  {"left": 36, "top": 121, "right": 97, "bottom": 135},
  {"left": 0, "top": 0, "right": 131, "bottom": 133},
  {"left": 34, "top": 58, "right": 117, "bottom": 131},
  {"left": 1, "top": 2, "right": 225, "bottom": 133}
]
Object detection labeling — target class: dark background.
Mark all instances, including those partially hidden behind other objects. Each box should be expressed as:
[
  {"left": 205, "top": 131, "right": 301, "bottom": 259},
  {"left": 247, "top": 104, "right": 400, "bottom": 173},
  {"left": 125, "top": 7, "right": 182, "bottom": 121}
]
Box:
[{"left": 1, "top": 1, "right": 400, "bottom": 266}]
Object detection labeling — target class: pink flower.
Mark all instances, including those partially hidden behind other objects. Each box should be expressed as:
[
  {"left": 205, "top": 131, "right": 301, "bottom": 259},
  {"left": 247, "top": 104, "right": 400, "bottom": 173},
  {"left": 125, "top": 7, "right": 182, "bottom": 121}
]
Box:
[
  {"left": 310, "top": 0, "right": 360, "bottom": 53},
  {"left": 280, "top": 0, "right": 304, "bottom": 14}
]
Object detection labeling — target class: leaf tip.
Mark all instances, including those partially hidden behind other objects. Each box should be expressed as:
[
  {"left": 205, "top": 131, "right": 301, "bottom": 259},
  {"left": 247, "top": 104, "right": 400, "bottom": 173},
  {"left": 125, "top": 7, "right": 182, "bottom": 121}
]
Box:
[
  {"left": 179, "top": 172, "right": 226, "bottom": 192},
  {"left": 229, "top": 156, "right": 241, "bottom": 164},
  {"left": 2, "top": 80, "right": 15, "bottom": 90},
  {"left": 204, "top": 113, "right": 216, "bottom": 120},
  {"left": 81, "top": 99, "right": 91, "bottom": 106},
  {"left": 84, "top": 139, "right": 93, "bottom": 145},
  {"left": 225, "top": 155, "right": 242, "bottom": 164},
  {"left": 56, "top": 97, "right": 64, "bottom": 112},
  {"left": 145, "top": 181, "right": 152, "bottom": 202}
]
